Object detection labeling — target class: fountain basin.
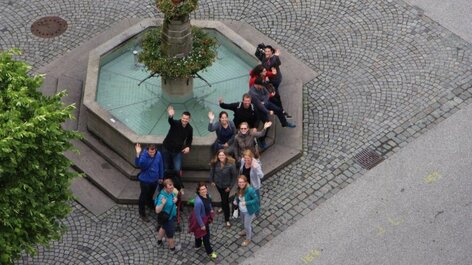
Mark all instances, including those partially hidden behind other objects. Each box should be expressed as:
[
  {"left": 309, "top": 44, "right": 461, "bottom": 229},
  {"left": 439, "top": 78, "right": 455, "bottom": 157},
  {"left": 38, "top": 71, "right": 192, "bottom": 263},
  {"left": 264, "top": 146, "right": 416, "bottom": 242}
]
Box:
[{"left": 84, "top": 19, "right": 260, "bottom": 169}]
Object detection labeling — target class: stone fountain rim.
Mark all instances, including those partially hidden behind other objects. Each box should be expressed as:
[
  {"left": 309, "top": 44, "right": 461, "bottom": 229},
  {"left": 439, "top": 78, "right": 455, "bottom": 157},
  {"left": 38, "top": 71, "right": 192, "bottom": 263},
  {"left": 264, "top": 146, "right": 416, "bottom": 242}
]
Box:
[{"left": 83, "top": 19, "right": 259, "bottom": 145}]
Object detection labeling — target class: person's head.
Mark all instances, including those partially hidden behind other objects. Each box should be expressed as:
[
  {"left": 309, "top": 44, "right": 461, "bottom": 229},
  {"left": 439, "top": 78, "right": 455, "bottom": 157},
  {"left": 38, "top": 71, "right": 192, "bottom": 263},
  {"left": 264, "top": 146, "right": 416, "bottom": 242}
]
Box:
[
  {"left": 163, "top": 178, "right": 174, "bottom": 193},
  {"left": 217, "top": 149, "right": 227, "bottom": 163},
  {"left": 264, "top": 45, "right": 275, "bottom": 58},
  {"left": 237, "top": 175, "right": 249, "bottom": 195},
  {"left": 181, "top": 111, "right": 191, "bottom": 127},
  {"left": 147, "top": 144, "right": 157, "bottom": 157},
  {"left": 251, "top": 64, "right": 266, "bottom": 77},
  {"left": 196, "top": 182, "right": 208, "bottom": 198},
  {"left": 243, "top": 149, "right": 254, "bottom": 164},
  {"left": 239, "top": 122, "right": 249, "bottom": 135},
  {"left": 219, "top": 111, "right": 229, "bottom": 126},
  {"left": 242, "top": 93, "right": 252, "bottom": 108}
]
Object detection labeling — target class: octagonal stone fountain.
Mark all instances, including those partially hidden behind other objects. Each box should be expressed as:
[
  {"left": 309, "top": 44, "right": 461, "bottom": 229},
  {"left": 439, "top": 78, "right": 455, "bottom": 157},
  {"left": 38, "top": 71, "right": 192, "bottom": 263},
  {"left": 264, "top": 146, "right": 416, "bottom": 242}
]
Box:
[{"left": 84, "top": 19, "right": 262, "bottom": 170}]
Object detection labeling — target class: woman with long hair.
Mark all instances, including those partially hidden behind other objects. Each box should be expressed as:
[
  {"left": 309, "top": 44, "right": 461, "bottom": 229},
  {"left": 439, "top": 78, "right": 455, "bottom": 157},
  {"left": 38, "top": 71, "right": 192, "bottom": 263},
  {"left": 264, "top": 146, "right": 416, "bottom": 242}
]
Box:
[
  {"left": 233, "top": 175, "right": 259, "bottom": 247},
  {"left": 188, "top": 182, "right": 217, "bottom": 260},
  {"left": 208, "top": 111, "right": 237, "bottom": 154},
  {"left": 209, "top": 149, "right": 238, "bottom": 227},
  {"left": 239, "top": 149, "right": 263, "bottom": 215}
]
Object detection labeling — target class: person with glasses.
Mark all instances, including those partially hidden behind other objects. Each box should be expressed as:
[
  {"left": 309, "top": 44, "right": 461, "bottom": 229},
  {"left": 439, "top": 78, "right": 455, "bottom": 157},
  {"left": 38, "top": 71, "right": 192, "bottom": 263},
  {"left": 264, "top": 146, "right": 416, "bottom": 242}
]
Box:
[
  {"left": 135, "top": 143, "right": 164, "bottom": 222},
  {"left": 188, "top": 183, "right": 218, "bottom": 260},
  {"left": 232, "top": 121, "right": 271, "bottom": 161}
]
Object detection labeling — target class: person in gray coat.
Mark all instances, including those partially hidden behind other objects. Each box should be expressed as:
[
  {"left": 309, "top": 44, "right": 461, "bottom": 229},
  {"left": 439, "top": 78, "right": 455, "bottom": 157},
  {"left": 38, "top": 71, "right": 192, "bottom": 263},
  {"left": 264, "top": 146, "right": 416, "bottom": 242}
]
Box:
[
  {"left": 233, "top": 121, "right": 272, "bottom": 161},
  {"left": 209, "top": 150, "right": 238, "bottom": 227}
]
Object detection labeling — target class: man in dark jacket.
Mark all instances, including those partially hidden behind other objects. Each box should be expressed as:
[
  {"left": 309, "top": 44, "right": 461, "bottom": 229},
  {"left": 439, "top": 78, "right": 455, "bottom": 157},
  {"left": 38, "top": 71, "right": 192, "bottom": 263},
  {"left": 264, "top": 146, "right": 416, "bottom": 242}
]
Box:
[
  {"left": 162, "top": 105, "right": 193, "bottom": 174},
  {"left": 219, "top": 93, "right": 260, "bottom": 129}
]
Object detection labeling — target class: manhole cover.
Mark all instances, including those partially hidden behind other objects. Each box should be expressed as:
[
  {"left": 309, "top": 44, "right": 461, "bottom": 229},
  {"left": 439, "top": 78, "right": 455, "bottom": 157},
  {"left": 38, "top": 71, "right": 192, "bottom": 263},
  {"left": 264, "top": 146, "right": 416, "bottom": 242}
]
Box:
[
  {"left": 354, "top": 148, "right": 384, "bottom": 170},
  {"left": 31, "top": 16, "right": 68, "bottom": 38}
]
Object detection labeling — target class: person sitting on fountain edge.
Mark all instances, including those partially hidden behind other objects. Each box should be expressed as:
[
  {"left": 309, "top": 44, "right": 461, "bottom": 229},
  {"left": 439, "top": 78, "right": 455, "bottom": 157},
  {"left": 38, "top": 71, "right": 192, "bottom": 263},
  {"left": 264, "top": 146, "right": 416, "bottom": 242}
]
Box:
[
  {"left": 249, "top": 77, "right": 296, "bottom": 129},
  {"left": 162, "top": 105, "right": 193, "bottom": 175},
  {"left": 219, "top": 93, "right": 260, "bottom": 129}
]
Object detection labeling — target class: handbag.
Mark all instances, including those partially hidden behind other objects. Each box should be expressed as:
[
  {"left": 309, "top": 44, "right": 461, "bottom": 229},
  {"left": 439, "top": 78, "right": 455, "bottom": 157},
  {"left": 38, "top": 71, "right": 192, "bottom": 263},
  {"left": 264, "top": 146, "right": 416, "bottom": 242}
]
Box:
[{"left": 157, "top": 211, "right": 169, "bottom": 225}]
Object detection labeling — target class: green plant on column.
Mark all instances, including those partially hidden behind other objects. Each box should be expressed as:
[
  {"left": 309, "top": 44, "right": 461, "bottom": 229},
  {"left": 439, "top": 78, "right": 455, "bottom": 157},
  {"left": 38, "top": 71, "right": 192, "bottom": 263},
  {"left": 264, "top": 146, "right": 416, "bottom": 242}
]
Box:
[{"left": 139, "top": 0, "right": 217, "bottom": 98}]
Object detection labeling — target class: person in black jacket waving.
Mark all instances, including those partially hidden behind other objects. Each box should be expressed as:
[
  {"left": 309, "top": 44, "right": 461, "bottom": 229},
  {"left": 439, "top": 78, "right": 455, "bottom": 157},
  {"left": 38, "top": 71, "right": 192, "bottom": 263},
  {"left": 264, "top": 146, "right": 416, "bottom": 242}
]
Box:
[
  {"left": 162, "top": 105, "right": 193, "bottom": 174},
  {"left": 219, "top": 93, "right": 260, "bottom": 129}
]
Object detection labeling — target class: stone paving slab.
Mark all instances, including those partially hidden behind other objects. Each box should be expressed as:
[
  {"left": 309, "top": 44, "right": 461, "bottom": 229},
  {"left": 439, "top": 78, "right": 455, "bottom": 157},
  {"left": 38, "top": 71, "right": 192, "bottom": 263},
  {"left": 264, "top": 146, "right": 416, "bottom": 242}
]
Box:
[
  {"left": 2, "top": 0, "right": 471, "bottom": 264},
  {"left": 71, "top": 176, "right": 116, "bottom": 217}
]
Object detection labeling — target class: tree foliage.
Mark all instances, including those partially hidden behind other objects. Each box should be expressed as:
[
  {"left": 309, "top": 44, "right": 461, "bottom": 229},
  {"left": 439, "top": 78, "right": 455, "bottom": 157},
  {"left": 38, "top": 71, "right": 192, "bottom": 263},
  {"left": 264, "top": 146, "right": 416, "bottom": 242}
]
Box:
[{"left": 0, "top": 49, "right": 81, "bottom": 265}]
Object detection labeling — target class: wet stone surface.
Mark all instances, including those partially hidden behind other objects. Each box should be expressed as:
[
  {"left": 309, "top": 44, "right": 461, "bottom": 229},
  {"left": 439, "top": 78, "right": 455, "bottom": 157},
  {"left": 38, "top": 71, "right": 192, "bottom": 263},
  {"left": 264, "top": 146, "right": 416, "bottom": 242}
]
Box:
[{"left": 3, "top": 0, "right": 472, "bottom": 264}]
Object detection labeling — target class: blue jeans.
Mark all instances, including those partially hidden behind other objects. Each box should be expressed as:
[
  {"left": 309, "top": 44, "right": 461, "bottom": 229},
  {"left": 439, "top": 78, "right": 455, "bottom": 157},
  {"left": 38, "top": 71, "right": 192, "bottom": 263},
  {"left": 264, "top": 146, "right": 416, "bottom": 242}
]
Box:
[
  {"left": 255, "top": 189, "right": 261, "bottom": 215},
  {"left": 162, "top": 147, "right": 183, "bottom": 173}
]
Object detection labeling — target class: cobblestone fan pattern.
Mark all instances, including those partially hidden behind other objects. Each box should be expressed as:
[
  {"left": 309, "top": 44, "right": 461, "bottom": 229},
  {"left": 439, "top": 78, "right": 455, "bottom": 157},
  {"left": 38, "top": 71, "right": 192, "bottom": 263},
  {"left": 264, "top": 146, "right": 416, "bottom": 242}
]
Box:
[{"left": 3, "top": 0, "right": 472, "bottom": 264}]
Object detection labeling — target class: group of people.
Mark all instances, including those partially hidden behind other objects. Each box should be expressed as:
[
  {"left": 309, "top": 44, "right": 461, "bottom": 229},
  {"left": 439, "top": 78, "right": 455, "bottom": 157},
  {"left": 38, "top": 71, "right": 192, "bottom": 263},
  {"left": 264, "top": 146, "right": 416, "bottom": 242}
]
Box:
[{"left": 134, "top": 44, "right": 292, "bottom": 260}]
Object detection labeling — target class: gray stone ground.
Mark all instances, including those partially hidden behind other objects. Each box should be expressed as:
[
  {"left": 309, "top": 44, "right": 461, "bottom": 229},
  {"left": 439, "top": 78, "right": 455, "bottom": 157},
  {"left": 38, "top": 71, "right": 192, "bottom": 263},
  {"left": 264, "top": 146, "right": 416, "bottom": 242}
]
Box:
[{"left": 1, "top": 0, "right": 472, "bottom": 264}]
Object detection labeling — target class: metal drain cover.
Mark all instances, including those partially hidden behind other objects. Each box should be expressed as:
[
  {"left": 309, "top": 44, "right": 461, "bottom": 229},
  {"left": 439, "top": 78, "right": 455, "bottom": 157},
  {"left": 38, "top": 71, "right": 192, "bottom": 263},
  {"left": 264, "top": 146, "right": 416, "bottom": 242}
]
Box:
[
  {"left": 31, "top": 16, "right": 68, "bottom": 38},
  {"left": 354, "top": 148, "right": 384, "bottom": 170}
]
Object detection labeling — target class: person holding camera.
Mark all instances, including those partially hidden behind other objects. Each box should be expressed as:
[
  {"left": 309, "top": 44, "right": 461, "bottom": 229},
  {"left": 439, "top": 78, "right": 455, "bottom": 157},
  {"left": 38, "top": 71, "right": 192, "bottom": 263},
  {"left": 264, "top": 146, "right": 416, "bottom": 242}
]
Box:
[{"left": 255, "top": 44, "right": 282, "bottom": 90}]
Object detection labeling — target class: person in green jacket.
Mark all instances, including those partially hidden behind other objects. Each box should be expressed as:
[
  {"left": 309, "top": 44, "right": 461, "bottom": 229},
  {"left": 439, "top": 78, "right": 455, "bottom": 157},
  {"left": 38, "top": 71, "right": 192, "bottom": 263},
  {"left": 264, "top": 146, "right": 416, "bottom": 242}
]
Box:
[{"left": 233, "top": 175, "right": 259, "bottom": 247}]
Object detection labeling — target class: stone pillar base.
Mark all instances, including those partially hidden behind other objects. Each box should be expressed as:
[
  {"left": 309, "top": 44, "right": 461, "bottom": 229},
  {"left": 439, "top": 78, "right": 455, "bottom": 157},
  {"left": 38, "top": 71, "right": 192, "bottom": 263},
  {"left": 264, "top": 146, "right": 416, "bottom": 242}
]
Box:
[{"left": 161, "top": 77, "right": 194, "bottom": 103}]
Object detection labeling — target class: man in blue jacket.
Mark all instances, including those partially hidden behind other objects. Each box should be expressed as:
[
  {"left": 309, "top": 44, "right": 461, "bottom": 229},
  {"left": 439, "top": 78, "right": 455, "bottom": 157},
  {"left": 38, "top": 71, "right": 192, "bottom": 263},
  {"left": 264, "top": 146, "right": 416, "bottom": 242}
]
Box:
[{"left": 135, "top": 143, "right": 164, "bottom": 222}]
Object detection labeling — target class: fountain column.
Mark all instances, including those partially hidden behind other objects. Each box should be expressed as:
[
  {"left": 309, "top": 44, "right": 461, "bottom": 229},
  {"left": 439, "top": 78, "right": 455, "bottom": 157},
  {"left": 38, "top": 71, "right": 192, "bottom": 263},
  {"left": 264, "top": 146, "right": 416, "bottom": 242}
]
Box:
[{"left": 160, "top": 13, "right": 193, "bottom": 101}]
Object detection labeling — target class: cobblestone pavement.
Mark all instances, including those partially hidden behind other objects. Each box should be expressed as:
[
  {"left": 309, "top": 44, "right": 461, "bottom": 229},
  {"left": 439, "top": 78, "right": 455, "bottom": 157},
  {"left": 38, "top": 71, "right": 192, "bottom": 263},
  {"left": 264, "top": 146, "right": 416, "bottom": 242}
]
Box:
[{"left": 2, "top": 0, "right": 472, "bottom": 264}]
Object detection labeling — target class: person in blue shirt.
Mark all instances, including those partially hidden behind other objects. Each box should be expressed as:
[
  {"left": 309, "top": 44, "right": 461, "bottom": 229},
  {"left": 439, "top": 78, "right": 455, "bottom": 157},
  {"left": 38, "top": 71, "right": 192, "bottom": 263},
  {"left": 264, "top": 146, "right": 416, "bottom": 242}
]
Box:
[
  {"left": 155, "top": 179, "right": 178, "bottom": 252},
  {"left": 135, "top": 143, "right": 164, "bottom": 222}
]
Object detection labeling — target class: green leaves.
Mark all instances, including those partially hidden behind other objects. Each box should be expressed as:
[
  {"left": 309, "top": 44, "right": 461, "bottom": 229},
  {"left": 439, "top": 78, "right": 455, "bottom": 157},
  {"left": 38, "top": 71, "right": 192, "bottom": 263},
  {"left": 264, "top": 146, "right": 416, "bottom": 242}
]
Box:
[
  {"left": 0, "top": 50, "right": 81, "bottom": 265},
  {"left": 138, "top": 26, "right": 218, "bottom": 79}
]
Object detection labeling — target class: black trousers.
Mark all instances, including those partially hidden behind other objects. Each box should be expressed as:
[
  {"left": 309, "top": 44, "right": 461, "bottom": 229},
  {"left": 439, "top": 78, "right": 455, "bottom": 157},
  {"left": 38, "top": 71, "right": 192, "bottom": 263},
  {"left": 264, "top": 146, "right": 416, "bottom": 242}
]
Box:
[
  {"left": 139, "top": 181, "right": 158, "bottom": 217},
  {"left": 195, "top": 224, "right": 213, "bottom": 254},
  {"left": 217, "top": 186, "right": 231, "bottom": 222}
]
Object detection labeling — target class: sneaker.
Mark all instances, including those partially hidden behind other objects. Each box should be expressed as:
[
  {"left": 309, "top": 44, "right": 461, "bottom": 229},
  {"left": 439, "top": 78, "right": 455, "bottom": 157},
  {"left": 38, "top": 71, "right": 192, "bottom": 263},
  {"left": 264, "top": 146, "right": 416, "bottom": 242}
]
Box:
[
  {"left": 217, "top": 208, "right": 223, "bottom": 214},
  {"left": 194, "top": 245, "right": 202, "bottom": 250},
  {"left": 209, "top": 252, "right": 218, "bottom": 259},
  {"left": 157, "top": 240, "right": 163, "bottom": 247},
  {"left": 140, "top": 215, "right": 150, "bottom": 223},
  {"left": 285, "top": 122, "right": 296, "bottom": 128},
  {"left": 238, "top": 230, "right": 246, "bottom": 237},
  {"left": 241, "top": 239, "right": 251, "bottom": 247},
  {"left": 284, "top": 112, "right": 292, "bottom": 119},
  {"left": 226, "top": 221, "right": 232, "bottom": 227},
  {"left": 171, "top": 244, "right": 181, "bottom": 252}
]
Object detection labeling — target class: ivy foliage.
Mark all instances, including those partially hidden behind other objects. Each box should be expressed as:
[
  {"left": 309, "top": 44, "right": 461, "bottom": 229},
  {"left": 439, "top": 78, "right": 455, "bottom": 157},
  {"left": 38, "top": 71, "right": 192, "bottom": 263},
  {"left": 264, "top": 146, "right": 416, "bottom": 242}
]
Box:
[
  {"left": 156, "top": 0, "right": 198, "bottom": 20},
  {"left": 138, "top": 26, "right": 218, "bottom": 79},
  {"left": 0, "top": 49, "right": 82, "bottom": 265}
]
